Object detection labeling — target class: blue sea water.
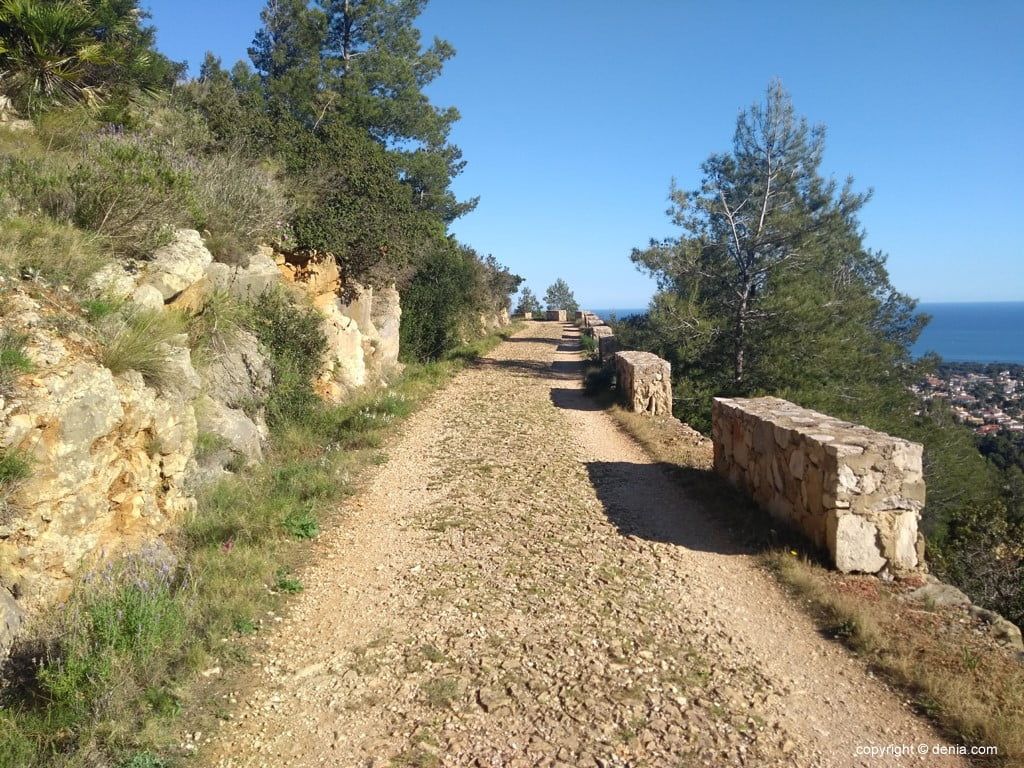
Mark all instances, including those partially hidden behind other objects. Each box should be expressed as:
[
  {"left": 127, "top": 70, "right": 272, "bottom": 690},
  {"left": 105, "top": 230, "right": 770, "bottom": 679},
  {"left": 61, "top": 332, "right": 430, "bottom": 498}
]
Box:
[
  {"left": 591, "top": 302, "right": 1024, "bottom": 364},
  {"left": 913, "top": 302, "right": 1024, "bottom": 364}
]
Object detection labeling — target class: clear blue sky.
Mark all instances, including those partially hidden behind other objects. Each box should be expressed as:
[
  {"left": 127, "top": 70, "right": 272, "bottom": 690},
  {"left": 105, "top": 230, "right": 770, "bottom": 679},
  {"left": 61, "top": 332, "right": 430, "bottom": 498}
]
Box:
[{"left": 145, "top": 0, "right": 1023, "bottom": 307}]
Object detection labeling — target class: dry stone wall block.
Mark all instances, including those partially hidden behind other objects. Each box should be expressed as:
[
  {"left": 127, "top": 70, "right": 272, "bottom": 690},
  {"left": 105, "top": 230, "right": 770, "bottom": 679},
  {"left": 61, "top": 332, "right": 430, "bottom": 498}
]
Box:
[
  {"left": 613, "top": 351, "right": 672, "bottom": 416},
  {"left": 712, "top": 396, "right": 925, "bottom": 574}
]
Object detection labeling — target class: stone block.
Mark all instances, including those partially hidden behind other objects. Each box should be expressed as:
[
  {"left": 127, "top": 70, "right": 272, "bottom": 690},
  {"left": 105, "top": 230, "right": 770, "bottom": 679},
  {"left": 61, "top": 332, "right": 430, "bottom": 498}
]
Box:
[
  {"left": 546, "top": 309, "right": 567, "bottom": 322},
  {"left": 712, "top": 396, "right": 925, "bottom": 574},
  {"left": 613, "top": 351, "right": 672, "bottom": 416}
]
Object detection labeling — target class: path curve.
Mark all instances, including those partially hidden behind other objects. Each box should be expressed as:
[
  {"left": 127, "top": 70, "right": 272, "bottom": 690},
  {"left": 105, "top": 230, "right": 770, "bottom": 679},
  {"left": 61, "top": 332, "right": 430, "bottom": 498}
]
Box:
[{"left": 203, "top": 321, "right": 965, "bottom": 768}]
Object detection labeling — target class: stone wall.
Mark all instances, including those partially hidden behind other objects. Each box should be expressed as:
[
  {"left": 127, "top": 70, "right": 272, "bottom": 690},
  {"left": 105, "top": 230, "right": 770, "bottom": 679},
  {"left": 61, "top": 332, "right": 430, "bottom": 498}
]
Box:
[
  {"left": 613, "top": 351, "right": 673, "bottom": 416},
  {"left": 712, "top": 397, "right": 925, "bottom": 574},
  {"left": 546, "top": 309, "right": 567, "bottom": 322}
]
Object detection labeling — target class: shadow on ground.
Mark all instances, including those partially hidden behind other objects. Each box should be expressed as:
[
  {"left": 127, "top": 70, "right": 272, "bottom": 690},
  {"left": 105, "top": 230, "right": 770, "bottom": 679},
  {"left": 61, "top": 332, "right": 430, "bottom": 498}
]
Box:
[{"left": 584, "top": 461, "right": 753, "bottom": 556}]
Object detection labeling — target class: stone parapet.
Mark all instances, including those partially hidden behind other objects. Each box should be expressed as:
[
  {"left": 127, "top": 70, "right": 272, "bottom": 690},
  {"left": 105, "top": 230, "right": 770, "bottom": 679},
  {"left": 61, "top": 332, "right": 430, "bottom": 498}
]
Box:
[
  {"left": 613, "top": 351, "right": 672, "bottom": 416},
  {"left": 712, "top": 397, "right": 925, "bottom": 574},
  {"left": 546, "top": 309, "right": 567, "bottom": 322}
]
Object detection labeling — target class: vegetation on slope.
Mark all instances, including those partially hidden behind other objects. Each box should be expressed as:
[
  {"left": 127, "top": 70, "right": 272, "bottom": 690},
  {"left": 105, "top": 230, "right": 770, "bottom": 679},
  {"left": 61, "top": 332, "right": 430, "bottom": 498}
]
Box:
[
  {"left": 616, "top": 82, "right": 1024, "bottom": 628},
  {"left": 0, "top": 1, "right": 524, "bottom": 764}
]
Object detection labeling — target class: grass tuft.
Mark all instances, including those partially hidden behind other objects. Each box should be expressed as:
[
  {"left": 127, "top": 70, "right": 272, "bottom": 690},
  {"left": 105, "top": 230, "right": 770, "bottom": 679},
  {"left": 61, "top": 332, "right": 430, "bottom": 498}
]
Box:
[
  {"left": 0, "top": 330, "right": 33, "bottom": 394},
  {"left": 99, "top": 309, "right": 187, "bottom": 388}
]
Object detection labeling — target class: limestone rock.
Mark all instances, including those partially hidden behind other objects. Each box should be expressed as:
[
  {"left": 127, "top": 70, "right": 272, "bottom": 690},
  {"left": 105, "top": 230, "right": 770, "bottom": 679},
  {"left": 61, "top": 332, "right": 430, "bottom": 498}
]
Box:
[
  {"left": 908, "top": 583, "right": 970, "bottom": 608},
  {"left": 196, "top": 395, "right": 266, "bottom": 466},
  {"left": 371, "top": 284, "right": 402, "bottom": 371},
  {"left": 315, "top": 294, "right": 366, "bottom": 399},
  {"left": 205, "top": 250, "right": 282, "bottom": 301},
  {"left": 277, "top": 251, "right": 340, "bottom": 296},
  {"left": 140, "top": 229, "right": 213, "bottom": 300},
  {"left": 0, "top": 293, "right": 198, "bottom": 619},
  {"left": 201, "top": 330, "right": 272, "bottom": 409},
  {"left": 131, "top": 283, "right": 166, "bottom": 311},
  {"left": 0, "top": 587, "right": 25, "bottom": 657},
  {"left": 828, "top": 513, "right": 886, "bottom": 574},
  {"left": 89, "top": 263, "right": 137, "bottom": 299}
]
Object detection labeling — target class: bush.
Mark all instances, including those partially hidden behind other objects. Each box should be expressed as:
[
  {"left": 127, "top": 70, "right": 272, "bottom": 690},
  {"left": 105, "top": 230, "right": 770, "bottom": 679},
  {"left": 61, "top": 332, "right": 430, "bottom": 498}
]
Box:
[
  {"left": 400, "top": 243, "right": 477, "bottom": 362},
  {"left": 0, "top": 134, "right": 198, "bottom": 257},
  {"left": 100, "top": 309, "right": 187, "bottom": 388},
  {"left": 244, "top": 288, "right": 327, "bottom": 426},
  {"left": 68, "top": 136, "right": 200, "bottom": 256},
  {"left": 33, "top": 548, "right": 185, "bottom": 724},
  {"left": 187, "top": 150, "right": 291, "bottom": 263}
]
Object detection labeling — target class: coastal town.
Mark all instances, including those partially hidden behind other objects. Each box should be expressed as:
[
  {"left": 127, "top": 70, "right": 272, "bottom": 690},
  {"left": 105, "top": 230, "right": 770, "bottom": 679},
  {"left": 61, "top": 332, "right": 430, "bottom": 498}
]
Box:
[{"left": 915, "top": 363, "right": 1024, "bottom": 435}]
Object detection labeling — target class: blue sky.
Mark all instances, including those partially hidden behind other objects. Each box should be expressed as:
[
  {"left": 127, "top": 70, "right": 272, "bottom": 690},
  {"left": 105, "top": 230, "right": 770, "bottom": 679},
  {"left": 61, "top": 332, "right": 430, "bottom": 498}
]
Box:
[{"left": 145, "top": 0, "right": 1023, "bottom": 307}]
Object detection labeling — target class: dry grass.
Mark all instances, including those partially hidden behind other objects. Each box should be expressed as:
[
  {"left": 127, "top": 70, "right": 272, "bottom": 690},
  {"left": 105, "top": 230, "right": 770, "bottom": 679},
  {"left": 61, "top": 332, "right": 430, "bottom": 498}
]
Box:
[
  {"left": 767, "top": 552, "right": 1024, "bottom": 763},
  {"left": 597, "top": 388, "right": 1024, "bottom": 765}
]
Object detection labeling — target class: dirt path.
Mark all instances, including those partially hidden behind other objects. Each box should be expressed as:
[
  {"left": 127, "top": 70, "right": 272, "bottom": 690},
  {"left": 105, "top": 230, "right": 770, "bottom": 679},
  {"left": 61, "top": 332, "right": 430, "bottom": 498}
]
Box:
[{"left": 203, "top": 321, "right": 965, "bottom": 768}]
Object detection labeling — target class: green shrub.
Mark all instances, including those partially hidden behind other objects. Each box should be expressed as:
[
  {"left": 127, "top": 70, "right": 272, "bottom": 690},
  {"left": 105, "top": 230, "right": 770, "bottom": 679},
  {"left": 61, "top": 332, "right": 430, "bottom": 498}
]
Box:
[
  {"left": 100, "top": 309, "right": 187, "bottom": 388},
  {"left": 187, "top": 289, "right": 246, "bottom": 360},
  {"left": 0, "top": 135, "right": 199, "bottom": 258},
  {"left": 245, "top": 289, "right": 327, "bottom": 427},
  {"left": 400, "top": 243, "right": 476, "bottom": 362},
  {"left": 82, "top": 295, "right": 125, "bottom": 323},
  {"left": 282, "top": 506, "right": 319, "bottom": 540},
  {"left": 34, "top": 548, "right": 185, "bottom": 724},
  {"left": 68, "top": 136, "right": 200, "bottom": 256},
  {"left": 188, "top": 150, "right": 291, "bottom": 263}
]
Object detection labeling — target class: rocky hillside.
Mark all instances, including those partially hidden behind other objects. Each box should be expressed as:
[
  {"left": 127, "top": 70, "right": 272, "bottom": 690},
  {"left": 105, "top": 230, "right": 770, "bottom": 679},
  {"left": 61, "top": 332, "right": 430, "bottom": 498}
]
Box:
[{"left": 0, "top": 226, "right": 509, "bottom": 656}]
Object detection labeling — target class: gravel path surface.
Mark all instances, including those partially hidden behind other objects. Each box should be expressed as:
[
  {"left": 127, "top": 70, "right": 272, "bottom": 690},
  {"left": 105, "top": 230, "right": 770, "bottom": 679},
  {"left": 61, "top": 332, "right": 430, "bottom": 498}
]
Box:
[{"left": 203, "top": 321, "right": 965, "bottom": 768}]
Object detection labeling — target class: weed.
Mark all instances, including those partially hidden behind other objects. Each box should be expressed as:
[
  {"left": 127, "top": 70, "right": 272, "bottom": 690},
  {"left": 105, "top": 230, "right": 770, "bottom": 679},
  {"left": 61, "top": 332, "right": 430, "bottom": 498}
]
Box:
[
  {"left": 420, "top": 644, "right": 446, "bottom": 664},
  {"left": 187, "top": 289, "right": 247, "bottom": 360},
  {"left": 82, "top": 295, "right": 124, "bottom": 323},
  {"left": 274, "top": 569, "right": 303, "bottom": 594},
  {"left": 0, "top": 449, "right": 31, "bottom": 493},
  {"left": 100, "top": 309, "right": 187, "bottom": 388},
  {"left": 0, "top": 330, "right": 33, "bottom": 393},
  {"left": 282, "top": 506, "right": 319, "bottom": 540},
  {"left": 0, "top": 214, "right": 109, "bottom": 292},
  {"left": 420, "top": 676, "right": 459, "bottom": 709}
]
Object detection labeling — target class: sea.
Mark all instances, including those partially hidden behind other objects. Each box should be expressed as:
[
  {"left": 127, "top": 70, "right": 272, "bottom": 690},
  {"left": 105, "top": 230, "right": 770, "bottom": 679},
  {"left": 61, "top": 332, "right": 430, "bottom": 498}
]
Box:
[{"left": 590, "top": 302, "right": 1024, "bottom": 365}]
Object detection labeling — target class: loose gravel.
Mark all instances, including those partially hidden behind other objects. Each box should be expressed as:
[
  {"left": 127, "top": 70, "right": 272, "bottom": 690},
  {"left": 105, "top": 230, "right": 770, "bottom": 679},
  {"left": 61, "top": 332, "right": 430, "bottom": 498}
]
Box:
[{"left": 203, "top": 322, "right": 965, "bottom": 768}]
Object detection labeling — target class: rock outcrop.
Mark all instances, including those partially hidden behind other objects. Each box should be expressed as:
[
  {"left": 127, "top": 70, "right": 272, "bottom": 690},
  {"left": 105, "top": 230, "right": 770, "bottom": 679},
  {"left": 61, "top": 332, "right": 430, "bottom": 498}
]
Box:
[
  {"left": 712, "top": 396, "right": 925, "bottom": 574},
  {"left": 0, "top": 292, "right": 198, "bottom": 641},
  {"left": 277, "top": 251, "right": 403, "bottom": 401},
  {"left": 0, "top": 230, "right": 409, "bottom": 655}
]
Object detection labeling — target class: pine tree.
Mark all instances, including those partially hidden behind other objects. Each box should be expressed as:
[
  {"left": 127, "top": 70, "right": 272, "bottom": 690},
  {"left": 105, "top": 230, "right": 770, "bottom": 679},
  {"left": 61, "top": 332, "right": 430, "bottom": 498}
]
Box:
[
  {"left": 515, "top": 287, "right": 541, "bottom": 315},
  {"left": 543, "top": 279, "right": 579, "bottom": 315},
  {"left": 631, "top": 80, "right": 923, "bottom": 409},
  {"left": 318, "top": 0, "right": 475, "bottom": 221}
]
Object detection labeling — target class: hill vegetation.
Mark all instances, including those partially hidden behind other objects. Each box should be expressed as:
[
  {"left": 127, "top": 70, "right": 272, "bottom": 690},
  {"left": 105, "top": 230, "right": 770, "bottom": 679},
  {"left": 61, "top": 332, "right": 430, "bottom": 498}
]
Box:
[
  {"left": 616, "top": 81, "right": 1023, "bottom": 629},
  {"left": 0, "top": 1, "right": 522, "bottom": 764}
]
